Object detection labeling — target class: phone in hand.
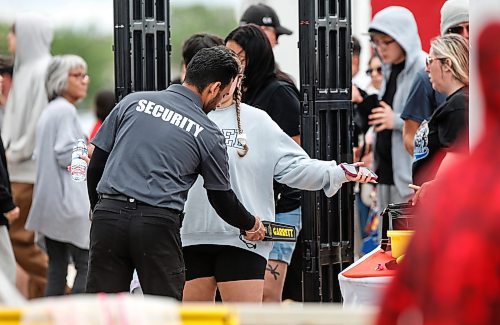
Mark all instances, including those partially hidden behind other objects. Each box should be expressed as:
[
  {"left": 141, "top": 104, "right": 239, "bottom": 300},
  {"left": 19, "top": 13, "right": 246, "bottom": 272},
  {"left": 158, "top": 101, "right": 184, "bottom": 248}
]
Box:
[
  {"left": 340, "top": 163, "right": 378, "bottom": 181},
  {"left": 354, "top": 94, "right": 380, "bottom": 134}
]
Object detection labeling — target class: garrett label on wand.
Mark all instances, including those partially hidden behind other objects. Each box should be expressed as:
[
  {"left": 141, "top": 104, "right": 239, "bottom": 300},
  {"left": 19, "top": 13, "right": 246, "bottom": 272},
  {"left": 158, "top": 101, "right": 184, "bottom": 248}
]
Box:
[
  {"left": 239, "top": 221, "right": 297, "bottom": 242},
  {"left": 262, "top": 221, "right": 297, "bottom": 242}
]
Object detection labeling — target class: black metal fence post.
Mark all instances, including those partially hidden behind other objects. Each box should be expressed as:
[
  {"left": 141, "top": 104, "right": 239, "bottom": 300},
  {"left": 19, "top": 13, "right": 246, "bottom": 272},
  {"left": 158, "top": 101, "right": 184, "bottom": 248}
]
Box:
[
  {"left": 113, "top": 0, "right": 171, "bottom": 101},
  {"left": 299, "top": 0, "right": 354, "bottom": 302}
]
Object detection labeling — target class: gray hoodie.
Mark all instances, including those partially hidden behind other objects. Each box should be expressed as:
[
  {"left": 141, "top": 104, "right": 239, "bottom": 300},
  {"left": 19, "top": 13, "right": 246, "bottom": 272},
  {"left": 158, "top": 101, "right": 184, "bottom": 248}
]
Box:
[
  {"left": 369, "top": 6, "right": 426, "bottom": 199},
  {"left": 1, "top": 14, "right": 53, "bottom": 183}
]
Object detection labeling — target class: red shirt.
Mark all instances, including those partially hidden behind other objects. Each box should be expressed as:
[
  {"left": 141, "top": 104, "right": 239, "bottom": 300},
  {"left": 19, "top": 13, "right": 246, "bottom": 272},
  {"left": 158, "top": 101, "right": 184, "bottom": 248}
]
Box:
[
  {"left": 89, "top": 120, "right": 102, "bottom": 141},
  {"left": 377, "top": 23, "right": 500, "bottom": 325}
]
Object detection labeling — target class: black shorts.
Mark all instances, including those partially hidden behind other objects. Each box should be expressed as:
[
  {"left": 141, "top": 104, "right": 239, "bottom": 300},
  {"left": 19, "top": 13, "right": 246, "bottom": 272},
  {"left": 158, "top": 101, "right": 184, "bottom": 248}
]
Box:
[{"left": 183, "top": 244, "right": 267, "bottom": 282}]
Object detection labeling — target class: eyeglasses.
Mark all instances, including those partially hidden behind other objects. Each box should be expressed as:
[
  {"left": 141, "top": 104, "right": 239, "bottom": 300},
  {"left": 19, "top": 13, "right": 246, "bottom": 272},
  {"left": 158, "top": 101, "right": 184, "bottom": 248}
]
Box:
[
  {"left": 366, "top": 67, "right": 382, "bottom": 76},
  {"left": 69, "top": 72, "right": 89, "bottom": 81},
  {"left": 447, "top": 24, "right": 469, "bottom": 35},
  {"left": 370, "top": 38, "right": 396, "bottom": 48},
  {"left": 425, "top": 56, "right": 447, "bottom": 67}
]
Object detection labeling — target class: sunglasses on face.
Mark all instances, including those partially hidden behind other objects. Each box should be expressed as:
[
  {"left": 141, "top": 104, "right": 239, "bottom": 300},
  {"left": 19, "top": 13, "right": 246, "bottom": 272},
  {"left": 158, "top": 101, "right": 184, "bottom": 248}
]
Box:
[
  {"left": 425, "top": 56, "right": 447, "bottom": 67},
  {"left": 447, "top": 24, "right": 469, "bottom": 35},
  {"left": 366, "top": 67, "right": 382, "bottom": 76}
]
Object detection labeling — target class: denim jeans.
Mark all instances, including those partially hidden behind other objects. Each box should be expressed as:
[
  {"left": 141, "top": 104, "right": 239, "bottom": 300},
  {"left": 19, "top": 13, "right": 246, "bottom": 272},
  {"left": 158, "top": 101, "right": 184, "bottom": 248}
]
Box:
[
  {"left": 44, "top": 236, "right": 89, "bottom": 296},
  {"left": 269, "top": 207, "right": 302, "bottom": 265}
]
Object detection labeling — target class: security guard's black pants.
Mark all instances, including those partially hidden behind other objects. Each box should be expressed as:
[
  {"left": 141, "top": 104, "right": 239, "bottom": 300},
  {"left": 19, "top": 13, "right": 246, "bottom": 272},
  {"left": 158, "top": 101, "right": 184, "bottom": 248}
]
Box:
[{"left": 86, "top": 198, "right": 185, "bottom": 300}]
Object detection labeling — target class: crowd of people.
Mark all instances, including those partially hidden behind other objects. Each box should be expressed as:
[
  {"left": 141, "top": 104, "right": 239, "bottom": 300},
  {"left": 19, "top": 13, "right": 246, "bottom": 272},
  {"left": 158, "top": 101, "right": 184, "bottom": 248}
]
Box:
[
  {"left": 0, "top": 4, "right": 375, "bottom": 303},
  {"left": 0, "top": 14, "right": 115, "bottom": 298},
  {"left": 1, "top": 0, "right": 495, "bottom": 323},
  {"left": 352, "top": 0, "right": 470, "bottom": 245}
]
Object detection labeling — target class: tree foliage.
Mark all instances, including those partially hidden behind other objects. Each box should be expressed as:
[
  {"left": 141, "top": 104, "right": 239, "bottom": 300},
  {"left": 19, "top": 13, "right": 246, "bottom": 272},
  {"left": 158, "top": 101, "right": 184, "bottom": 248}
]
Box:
[
  {"left": 0, "top": 4, "right": 237, "bottom": 109},
  {"left": 171, "top": 5, "right": 237, "bottom": 76}
]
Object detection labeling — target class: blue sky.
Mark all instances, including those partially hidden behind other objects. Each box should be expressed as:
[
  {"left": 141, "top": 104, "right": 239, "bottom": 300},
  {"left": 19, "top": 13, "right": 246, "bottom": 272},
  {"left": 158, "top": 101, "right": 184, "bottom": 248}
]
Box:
[{"left": 0, "top": 0, "right": 239, "bottom": 33}]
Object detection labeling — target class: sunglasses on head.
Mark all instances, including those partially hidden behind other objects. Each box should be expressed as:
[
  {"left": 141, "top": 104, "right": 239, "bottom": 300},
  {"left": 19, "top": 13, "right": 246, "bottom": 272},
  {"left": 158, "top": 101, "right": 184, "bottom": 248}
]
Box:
[
  {"left": 366, "top": 67, "right": 382, "bottom": 76},
  {"left": 447, "top": 24, "right": 469, "bottom": 35}
]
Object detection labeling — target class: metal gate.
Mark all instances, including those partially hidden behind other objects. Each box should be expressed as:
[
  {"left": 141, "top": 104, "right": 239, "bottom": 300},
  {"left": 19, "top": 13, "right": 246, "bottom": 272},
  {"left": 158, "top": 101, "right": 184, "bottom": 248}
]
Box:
[
  {"left": 299, "top": 0, "right": 354, "bottom": 302},
  {"left": 113, "top": 0, "right": 171, "bottom": 101},
  {"left": 112, "top": 0, "right": 354, "bottom": 302}
]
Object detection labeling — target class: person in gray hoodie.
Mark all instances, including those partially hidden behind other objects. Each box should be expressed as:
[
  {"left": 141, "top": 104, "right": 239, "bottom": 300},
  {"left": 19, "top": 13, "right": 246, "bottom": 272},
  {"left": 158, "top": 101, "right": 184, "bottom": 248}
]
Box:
[
  {"left": 1, "top": 13, "right": 53, "bottom": 298},
  {"left": 367, "top": 7, "right": 426, "bottom": 233}
]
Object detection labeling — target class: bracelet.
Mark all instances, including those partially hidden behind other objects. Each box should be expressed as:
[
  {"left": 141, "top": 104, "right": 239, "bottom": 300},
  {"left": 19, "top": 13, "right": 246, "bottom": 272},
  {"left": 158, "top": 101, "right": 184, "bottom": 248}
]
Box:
[{"left": 245, "top": 221, "right": 262, "bottom": 234}]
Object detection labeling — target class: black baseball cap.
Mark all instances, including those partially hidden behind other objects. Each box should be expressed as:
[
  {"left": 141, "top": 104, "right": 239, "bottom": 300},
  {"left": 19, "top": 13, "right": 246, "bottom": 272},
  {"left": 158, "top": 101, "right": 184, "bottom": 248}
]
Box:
[{"left": 240, "top": 4, "right": 292, "bottom": 36}]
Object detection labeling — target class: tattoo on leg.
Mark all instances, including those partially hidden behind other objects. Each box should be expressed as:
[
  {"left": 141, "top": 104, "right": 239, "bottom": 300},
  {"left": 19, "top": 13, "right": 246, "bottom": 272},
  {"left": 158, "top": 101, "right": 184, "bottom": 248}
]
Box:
[{"left": 266, "top": 263, "right": 280, "bottom": 280}]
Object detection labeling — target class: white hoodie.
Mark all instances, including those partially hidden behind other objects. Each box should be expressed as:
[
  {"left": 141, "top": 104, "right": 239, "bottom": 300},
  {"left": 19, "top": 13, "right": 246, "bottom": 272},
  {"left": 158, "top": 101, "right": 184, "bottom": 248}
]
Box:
[
  {"left": 1, "top": 13, "right": 53, "bottom": 183},
  {"left": 181, "top": 103, "right": 349, "bottom": 259}
]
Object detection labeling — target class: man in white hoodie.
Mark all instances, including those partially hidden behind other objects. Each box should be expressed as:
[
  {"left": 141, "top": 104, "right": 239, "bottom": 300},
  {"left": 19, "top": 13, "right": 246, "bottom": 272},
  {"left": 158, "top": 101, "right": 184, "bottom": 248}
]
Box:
[
  {"left": 367, "top": 7, "right": 426, "bottom": 234},
  {"left": 1, "top": 13, "right": 53, "bottom": 298}
]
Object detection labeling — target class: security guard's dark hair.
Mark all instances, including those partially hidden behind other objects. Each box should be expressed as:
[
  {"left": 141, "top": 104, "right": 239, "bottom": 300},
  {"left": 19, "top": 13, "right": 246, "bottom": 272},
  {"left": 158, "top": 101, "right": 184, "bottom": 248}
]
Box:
[
  {"left": 184, "top": 46, "right": 240, "bottom": 93},
  {"left": 182, "top": 33, "right": 224, "bottom": 67}
]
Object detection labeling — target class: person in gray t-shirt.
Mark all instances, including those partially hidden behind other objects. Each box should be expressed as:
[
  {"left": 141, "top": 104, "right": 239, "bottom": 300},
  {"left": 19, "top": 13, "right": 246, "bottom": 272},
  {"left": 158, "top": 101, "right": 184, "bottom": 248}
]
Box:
[{"left": 86, "top": 47, "right": 265, "bottom": 299}]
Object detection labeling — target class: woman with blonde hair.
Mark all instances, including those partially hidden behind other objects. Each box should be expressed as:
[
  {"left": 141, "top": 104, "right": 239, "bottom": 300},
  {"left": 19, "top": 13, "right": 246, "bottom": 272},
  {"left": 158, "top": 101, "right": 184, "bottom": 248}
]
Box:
[{"left": 412, "top": 34, "right": 469, "bottom": 186}]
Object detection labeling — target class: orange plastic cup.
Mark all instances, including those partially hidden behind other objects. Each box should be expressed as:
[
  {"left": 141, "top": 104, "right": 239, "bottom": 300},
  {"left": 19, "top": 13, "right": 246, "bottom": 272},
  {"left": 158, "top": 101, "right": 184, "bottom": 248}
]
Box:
[{"left": 387, "top": 230, "right": 414, "bottom": 258}]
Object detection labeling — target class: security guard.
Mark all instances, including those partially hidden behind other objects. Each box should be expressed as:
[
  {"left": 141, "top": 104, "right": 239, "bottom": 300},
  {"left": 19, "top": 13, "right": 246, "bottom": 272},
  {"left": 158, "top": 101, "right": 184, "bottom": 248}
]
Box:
[{"left": 86, "top": 46, "right": 265, "bottom": 300}]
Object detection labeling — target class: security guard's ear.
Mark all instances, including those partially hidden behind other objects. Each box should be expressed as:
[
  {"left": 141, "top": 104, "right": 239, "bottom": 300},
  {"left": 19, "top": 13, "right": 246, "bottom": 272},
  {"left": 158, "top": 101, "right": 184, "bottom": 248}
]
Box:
[
  {"left": 207, "top": 81, "right": 222, "bottom": 95},
  {"left": 200, "top": 81, "right": 221, "bottom": 104}
]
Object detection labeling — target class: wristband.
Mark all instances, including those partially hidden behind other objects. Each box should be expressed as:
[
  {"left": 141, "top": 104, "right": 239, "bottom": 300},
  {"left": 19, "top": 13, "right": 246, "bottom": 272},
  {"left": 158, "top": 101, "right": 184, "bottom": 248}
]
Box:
[{"left": 245, "top": 221, "right": 262, "bottom": 234}]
